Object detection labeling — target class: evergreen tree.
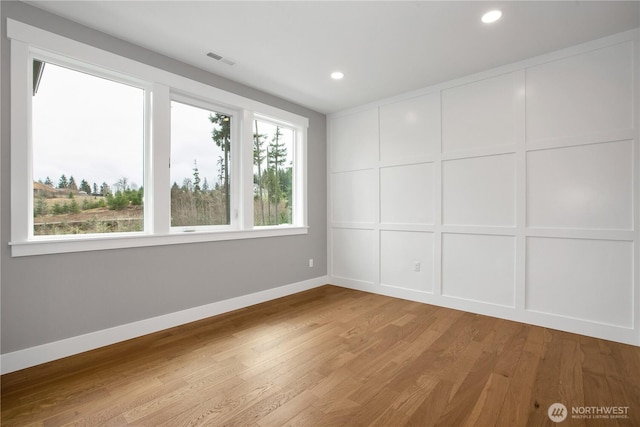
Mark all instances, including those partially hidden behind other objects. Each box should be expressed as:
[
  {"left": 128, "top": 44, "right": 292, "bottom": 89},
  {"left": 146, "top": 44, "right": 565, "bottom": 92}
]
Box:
[
  {"left": 58, "top": 174, "right": 68, "bottom": 189},
  {"left": 268, "top": 127, "right": 287, "bottom": 224},
  {"left": 254, "top": 121, "right": 267, "bottom": 225},
  {"left": 34, "top": 195, "right": 48, "bottom": 216},
  {"left": 68, "top": 176, "right": 78, "bottom": 191},
  {"left": 100, "top": 182, "right": 110, "bottom": 195},
  {"left": 80, "top": 179, "right": 91, "bottom": 193},
  {"left": 192, "top": 160, "right": 201, "bottom": 193},
  {"left": 44, "top": 176, "right": 53, "bottom": 187},
  {"left": 93, "top": 182, "right": 98, "bottom": 194},
  {"left": 216, "top": 156, "right": 225, "bottom": 188},
  {"left": 69, "top": 198, "right": 80, "bottom": 214},
  {"left": 209, "top": 113, "right": 231, "bottom": 223}
]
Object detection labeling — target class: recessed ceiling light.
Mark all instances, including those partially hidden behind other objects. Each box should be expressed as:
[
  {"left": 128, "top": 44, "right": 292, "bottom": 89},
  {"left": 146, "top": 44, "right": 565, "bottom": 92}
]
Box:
[
  {"left": 331, "top": 71, "right": 344, "bottom": 80},
  {"left": 481, "top": 10, "right": 502, "bottom": 24}
]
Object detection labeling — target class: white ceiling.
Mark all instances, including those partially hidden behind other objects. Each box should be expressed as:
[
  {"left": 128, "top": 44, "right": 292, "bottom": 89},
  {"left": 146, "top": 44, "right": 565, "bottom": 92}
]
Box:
[{"left": 25, "top": 1, "right": 640, "bottom": 114}]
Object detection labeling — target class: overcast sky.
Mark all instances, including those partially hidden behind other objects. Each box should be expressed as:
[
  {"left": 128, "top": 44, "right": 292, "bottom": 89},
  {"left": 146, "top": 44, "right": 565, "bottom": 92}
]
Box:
[
  {"left": 170, "top": 101, "right": 226, "bottom": 189},
  {"left": 33, "top": 62, "right": 145, "bottom": 189}
]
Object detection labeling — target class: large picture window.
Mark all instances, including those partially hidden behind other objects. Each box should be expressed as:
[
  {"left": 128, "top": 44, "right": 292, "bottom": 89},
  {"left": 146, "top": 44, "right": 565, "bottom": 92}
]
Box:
[
  {"left": 31, "top": 60, "right": 145, "bottom": 236},
  {"left": 9, "top": 19, "right": 308, "bottom": 256}
]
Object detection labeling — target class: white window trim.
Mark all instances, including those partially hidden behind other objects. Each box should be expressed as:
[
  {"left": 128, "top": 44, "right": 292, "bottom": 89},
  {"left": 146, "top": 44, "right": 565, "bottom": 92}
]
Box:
[
  {"left": 168, "top": 93, "right": 241, "bottom": 233},
  {"left": 253, "top": 113, "right": 307, "bottom": 227},
  {"left": 8, "top": 19, "right": 309, "bottom": 257}
]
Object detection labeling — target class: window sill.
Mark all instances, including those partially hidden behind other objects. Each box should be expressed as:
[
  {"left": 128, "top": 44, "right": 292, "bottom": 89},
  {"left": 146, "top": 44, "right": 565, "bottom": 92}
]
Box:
[{"left": 10, "top": 226, "right": 309, "bottom": 257}]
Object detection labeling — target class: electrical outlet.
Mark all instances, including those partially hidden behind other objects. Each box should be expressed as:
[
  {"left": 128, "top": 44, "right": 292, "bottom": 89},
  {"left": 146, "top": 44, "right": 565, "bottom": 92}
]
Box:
[
  {"left": 413, "top": 261, "right": 421, "bottom": 272},
  {"left": 309, "top": 258, "right": 314, "bottom": 268}
]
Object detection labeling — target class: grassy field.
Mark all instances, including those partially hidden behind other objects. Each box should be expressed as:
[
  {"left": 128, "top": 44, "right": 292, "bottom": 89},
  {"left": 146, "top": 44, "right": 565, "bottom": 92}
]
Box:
[
  {"left": 33, "top": 182, "right": 143, "bottom": 235},
  {"left": 33, "top": 181, "right": 291, "bottom": 235}
]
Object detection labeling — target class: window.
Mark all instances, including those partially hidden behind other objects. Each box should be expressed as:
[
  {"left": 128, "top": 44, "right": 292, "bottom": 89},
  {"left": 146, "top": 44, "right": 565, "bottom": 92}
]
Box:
[
  {"left": 31, "top": 59, "right": 145, "bottom": 236},
  {"left": 9, "top": 19, "right": 308, "bottom": 256},
  {"left": 170, "top": 100, "right": 233, "bottom": 228},
  {"left": 253, "top": 119, "right": 295, "bottom": 226}
]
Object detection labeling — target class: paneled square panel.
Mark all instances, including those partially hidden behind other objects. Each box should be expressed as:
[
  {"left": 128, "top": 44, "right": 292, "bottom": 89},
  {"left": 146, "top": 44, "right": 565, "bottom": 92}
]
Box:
[
  {"left": 442, "top": 154, "right": 515, "bottom": 226},
  {"left": 526, "top": 41, "right": 633, "bottom": 142},
  {"left": 331, "top": 169, "right": 376, "bottom": 223},
  {"left": 331, "top": 228, "right": 375, "bottom": 283},
  {"left": 380, "top": 230, "right": 434, "bottom": 293},
  {"left": 442, "top": 233, "right": 515, "bottom": 307},
  {"left": 330, "top": 109, "right": 379, "bottom": 172},
  {"left": 380, "top": 93, "right": 440, "bottom": 162},
  {"left": 526, "top": 237, "right": 633, "bottom": 328},
  {"left": 527, "top": 141, "right": 633, "bottom": 230},
  {"left": 380, "top": 163, "right": 434, "bottom": 224},
  {"left": 442, "top": 72, "right": 520, "bottom": 153}
]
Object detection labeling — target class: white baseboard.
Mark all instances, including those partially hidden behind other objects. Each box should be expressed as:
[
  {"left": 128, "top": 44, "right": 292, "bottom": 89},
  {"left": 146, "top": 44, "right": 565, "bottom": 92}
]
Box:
[{"left": 1, "top": 275, "right": 329, "bottom": 375}]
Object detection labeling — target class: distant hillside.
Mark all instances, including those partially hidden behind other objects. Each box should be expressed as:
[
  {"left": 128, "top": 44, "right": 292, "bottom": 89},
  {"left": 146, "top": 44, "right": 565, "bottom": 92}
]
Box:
[
  {"left": 34, "top": 181, "right": 65, "bottom": 195},
  {"left": 34, "top": 181, "right": 55, "bottom": 191}
]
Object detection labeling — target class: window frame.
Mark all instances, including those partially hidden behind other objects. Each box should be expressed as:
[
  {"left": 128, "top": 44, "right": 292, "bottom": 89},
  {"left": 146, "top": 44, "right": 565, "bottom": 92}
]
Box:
[
  {"left": 28, "top": 51, "right": 152, "bottom": 239},
  {"left": 252, "top": 114, "right": 300, "bottom": 227},
  {"left": 169, "top": 93, "right": 240, "bottom": 233},
  {"left": 8, "top": 19, "right": 309, "bottom": 257}
]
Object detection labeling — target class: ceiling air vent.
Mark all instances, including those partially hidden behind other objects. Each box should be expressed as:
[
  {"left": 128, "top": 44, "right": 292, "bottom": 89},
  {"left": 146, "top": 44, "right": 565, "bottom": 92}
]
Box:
[{"left": 206, "top": 51, "right": 235, "bottom": 66}]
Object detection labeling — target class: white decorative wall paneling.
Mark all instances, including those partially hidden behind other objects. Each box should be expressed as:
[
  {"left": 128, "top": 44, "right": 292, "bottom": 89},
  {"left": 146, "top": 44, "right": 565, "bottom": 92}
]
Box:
[
  {"left": 379, "top": 92, "right": 441, "bottom": 164},
  {"left": 526, "top": 140, "right": 634, "bottom": 230},
  {"left": 441, "top": 71, "right": 522, "bottom": 153},
  {"left": 380, "top": 230, "right": 434, "bottom": 293},
  {"left": 442, "top": 154, "right": 516, "bottom": 227},
  {"left": 329, "top": 108, "right": 379, "bottom": 172},
  {"left": 442, "top": 233, "right": 516, "bottom": 308},
  {"left": 328, "top": 29, "right": 639, "bottom": 345},
  {"left": 380, "top": 162, "right": 434, "bottom": 225}
]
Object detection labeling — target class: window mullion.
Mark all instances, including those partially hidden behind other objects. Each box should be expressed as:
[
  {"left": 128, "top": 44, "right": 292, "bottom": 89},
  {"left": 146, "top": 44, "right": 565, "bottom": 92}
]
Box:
[
  {"left": 295, "top": 127, "right": 308, "bottom": 227},
  {"left": 240, "top": 110, "right": 255, "bottom": 230},
  {"left": 151, "top": 84, "right": 171, "bottom": 234}
]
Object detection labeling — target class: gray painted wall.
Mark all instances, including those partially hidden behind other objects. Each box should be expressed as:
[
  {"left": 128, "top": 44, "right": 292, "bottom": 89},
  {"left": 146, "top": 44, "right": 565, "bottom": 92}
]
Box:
[{"left": 0, "top": 1, "right": 327, "bottom": 354}]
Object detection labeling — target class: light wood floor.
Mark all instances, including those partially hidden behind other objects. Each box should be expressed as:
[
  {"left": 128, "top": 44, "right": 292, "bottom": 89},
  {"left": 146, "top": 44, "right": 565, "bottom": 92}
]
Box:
[{"left": 2, "top": 285, "right": 639, "bottom": 426}]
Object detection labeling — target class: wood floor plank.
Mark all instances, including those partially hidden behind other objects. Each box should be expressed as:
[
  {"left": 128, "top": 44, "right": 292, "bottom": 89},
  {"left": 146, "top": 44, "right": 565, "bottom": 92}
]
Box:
[
  {"left": 256, "top": 389, "right": 317, "bottom": 427},
  {"left": 2, "top": 285, "right": 639, "bottom": 427},
  {"left": 348, "top": 386, "right": 400, "bottom": 426},
  {"left": 558, "top": 336, "right": 586, "bottom": 427},
  {"left": 221, "top": 370, "right": 324, "bottom": 427},
  {"left": 527, "top": 329, "right": 564, "bottom": 425},
  {"left": 604, "top": 342, "right": 640, "bottom": 426},
  {"left": 283, "top": 404, "right": 326, "bottom": 427},
  {"left": 494, "top": 325, "right": 545, "bottom": 426},
  {"left": 435, "top": 348, "right": 498, "bottom": 427},
  {"left": 391, "top": 382, "right": 438, "bottom": 417},
  {"left": 155, "top": 377, "right": 279, "bottom": 427},
  {"left": 405, "top": 379, "right": 455, "bottom": 427},
  {"left": 461, "top": 372, "right": 511, "bottom": 427},
  {"left": 46, "top": 377, "right": 186, "bottom": 427}
]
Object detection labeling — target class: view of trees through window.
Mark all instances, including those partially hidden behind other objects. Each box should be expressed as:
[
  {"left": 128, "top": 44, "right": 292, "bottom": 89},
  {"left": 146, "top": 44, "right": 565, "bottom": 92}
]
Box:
[
  {"left": 32, "top": 60, "right": 145, "bottom": 236},
  {"left": 253, "top": 120, "right": 294, "bottom": 226},
  {"left": 169, "top": 110, "right": 295, "bottom": 227},
  {"left": 31, "top": 61, "right": 296, "bottom": 237},
  {"left": 170, "top": 100, "right": 231, "bottom": 227}
]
